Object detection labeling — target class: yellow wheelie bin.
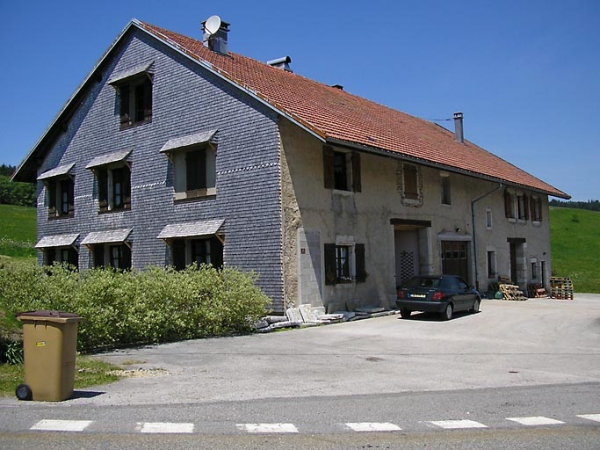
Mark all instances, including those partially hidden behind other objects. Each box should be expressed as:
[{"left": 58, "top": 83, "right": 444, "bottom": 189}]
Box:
[{"left": 16, "top": 311, "right": 84, "bottom": 402}]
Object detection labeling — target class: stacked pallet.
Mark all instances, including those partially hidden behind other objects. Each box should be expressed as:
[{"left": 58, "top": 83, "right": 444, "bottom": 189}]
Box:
[
  {"left": 499, "top": 284, "right": 527, "bottom": 301},
  {"left": 527, "top": 283, "right": 547, "bottom": 298},
  {"left": 550, "top": 277, "right": 574, "bottom": 300}
]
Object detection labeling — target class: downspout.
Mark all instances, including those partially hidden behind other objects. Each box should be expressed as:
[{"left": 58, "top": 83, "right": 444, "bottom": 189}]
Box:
[{"left": 471, "top": 183, "right": 503, "bottom": 290}]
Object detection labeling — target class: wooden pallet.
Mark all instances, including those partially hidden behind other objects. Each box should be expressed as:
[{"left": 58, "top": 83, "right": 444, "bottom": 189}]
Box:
[
  {"left": 527, "top": 283, "right": 547, "bottom": 298},
  {"left": 499, "top": 284, "right": 527, "bottom": 301},
  {"left": 549, "top": 277, "right": 574, "bottom": 300}
]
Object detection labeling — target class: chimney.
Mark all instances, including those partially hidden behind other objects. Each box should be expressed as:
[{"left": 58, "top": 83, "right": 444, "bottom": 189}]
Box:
[
  {"left": 454, "top": 112, "right": 464, "bottom": 144},
  {"left": 331, "top": 84, "right": 344, "bottom": 90},
  {"left": 202, "top": 17, "right": 230, "bottom": 55},
  {"left": 267, "top": 56, "right": 292, "bottom": 72}
]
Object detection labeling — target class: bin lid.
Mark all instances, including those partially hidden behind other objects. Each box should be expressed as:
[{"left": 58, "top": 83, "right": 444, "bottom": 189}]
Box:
[{"left": 16, "top": 310, "right": 84, "bottom": 324}]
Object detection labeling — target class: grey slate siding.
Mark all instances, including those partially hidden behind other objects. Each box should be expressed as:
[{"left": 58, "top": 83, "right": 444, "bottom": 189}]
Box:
[{"left": 35, "top": 30, "right": 285, "bottom": 311}]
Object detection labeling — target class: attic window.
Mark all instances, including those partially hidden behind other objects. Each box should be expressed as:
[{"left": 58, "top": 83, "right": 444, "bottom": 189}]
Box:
[
  {"left": 109, "top": 63, "right": 154, "bottom": 130},
  {"left": 322, "top": 146, "right": 361, "bottom": 192}
]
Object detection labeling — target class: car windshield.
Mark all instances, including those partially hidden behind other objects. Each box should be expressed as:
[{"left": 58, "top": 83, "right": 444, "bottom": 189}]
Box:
[{"left": 403, "top": 277, "right": 441, "bottom": 289}]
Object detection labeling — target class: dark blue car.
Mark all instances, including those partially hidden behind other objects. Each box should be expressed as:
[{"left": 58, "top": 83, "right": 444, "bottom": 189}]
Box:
[{"left": 396, "top": 275, "right": 481, "bottom": 320}]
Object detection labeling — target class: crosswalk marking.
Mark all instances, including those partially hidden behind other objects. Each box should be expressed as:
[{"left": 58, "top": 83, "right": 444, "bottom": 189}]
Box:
[
  {"left": 577, "top": 414, "right": 600, "bottom": 423},
  {"left": 237, "top": 423, "right": 299, "bottom": 433},
  {"left": 428, "top": 419, "right": 488, "bottom": 429},
  {"left": 30, "top": 420, "right": 93, "bottom": 432},
  {"left": 345, "top": 422, "right": 402, "bottom": 432},
  {"left": 137, "top": 422, "right": 195, "bottom": 434},
  {"left": 506, "top": 416, "right": 564, "bottom": 426}
]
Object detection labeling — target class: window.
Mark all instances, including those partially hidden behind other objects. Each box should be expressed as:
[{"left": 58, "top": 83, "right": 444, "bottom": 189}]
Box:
[
  {"left": 323, "top": 146, "right": 361, "bottom": 192},
  {"left": 44, "top": 247, "right": 78, "bottom": 269},
  {"left": 117, "top": 75, "right": 153, "bottom": 129},
  {"left": 324, "top": 243, "right": 366, "bottom": 285},
  {"left": 486, "top": 209, "right": 493, "bottom": 229},
  {"left": 531, "top": 261, "right": 538, "bottom": 280},
  {"left": 92, "top": 244, "right": 131, "bottom": 270},
  {"left": 530, "top": 196, "right": 542, "bottom": 222},
  {"left": 171, "top": 237, "right": 223, "bottom": 270},
  {"left": 441, "top": 174, "right": 451, "bottom": 205},
  {"left": 504, "top": 190, "right": 515, "bottom": 219},
  {"left": 487, "top": 251, "right": 496, "bottom": 278},
  {"left": 517, "top": 194, "right": 529, "bottom": 220},
  {"left": 96, "top": 165, "right": 131, "bottom": 212},
  {"left": 47, "top": 178, "right": 74, "bottom": 219},
  {"left": 398, "top": 163, "right": 422, "bottom": 205},
  {"left": 169, "top": 146, "right": 217, "bottom": 200}
]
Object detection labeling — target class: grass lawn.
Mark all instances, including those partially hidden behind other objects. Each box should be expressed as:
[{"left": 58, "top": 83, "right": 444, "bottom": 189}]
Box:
[
  {"left": 550, "top": 207, "right": 600, "bottom": 293},
  {"left": 0, "top": 204, "right": 36, "bottom": 259},
  {"left": 0, "top": 356, "right": 122, "bottom": 397}
]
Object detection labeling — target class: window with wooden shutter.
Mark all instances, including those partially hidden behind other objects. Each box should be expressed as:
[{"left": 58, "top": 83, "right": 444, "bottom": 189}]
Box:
[
  {"left": 118, "top": 75, "right": 152, "bottom": 129},
  {"left": 172, "top": 239, "right": 186, "bottom": 270},
  {"left": 93, "top": 245, "right": 105, "bottom": 268}
]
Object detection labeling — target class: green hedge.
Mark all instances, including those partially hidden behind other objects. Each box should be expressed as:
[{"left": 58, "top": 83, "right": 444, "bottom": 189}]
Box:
[{"left": 0, "top": 260, "right": 270, "bottom": 352}]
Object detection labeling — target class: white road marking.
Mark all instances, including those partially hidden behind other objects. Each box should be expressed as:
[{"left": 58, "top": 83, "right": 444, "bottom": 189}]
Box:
[
  {"left": 345, "top": 422, "right": 402, "bottom": 432},
  {"left": 577, "top": 414, "right": 600, "bottom": 423},
  {"left": 506, "top": 416, "right": 565, "bottom": 426},
  {"left": 30, "top": 420, "right": 93, "bottom": 432},
  {"left": 237, "top": 423, "right": 299, "bottom": 433},
  {"left": 137, "top": 422, "right": 195, "bottom": 434},
  {"left": 428, "top": 419, "right": 488, "bottom": 429}
]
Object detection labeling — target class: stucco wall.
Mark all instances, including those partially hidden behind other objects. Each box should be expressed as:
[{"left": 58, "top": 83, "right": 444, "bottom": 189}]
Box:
[{"left": 279, "top": 119, "right": 553, "bottom": 309}]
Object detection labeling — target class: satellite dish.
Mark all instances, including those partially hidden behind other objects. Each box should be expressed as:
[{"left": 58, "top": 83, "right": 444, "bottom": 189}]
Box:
[{"left": 204, "top": 15, "right": 222, "bottom": 36}]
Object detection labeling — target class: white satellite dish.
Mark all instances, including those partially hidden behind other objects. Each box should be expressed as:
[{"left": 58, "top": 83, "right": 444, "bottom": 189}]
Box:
[{"left": 204, "top": 15, "right": 222, "bottom": 36}]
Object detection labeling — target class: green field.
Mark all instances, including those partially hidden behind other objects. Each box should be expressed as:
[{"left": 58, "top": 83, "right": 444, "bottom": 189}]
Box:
[
  {"left": 0, "top": 204, "right": 598, "bottom": 293},
  {"left": 549, "top": 207, "right": 600, "bottom": 293},
  {"left": 0, "top": 205, "right": 36, "bottom": 259}
]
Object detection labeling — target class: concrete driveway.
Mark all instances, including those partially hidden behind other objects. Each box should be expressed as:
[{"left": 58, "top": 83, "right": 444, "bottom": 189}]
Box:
[{"left": 24, "top": 295, "right": 600, "bottom": 406}]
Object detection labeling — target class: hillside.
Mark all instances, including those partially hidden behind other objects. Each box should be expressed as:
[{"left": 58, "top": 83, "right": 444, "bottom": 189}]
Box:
[
  {"left": 0, "top": 204, "right": 36, "bottom": 259},
  {"left": 550, "top": 207, "right": 600, "bottom": 293},
  {"left": 1, "top": 205, "right": 598, "bottom": 292}
]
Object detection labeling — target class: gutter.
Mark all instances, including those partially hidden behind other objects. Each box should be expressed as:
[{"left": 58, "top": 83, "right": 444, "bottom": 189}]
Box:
[{"left": 471, "top": 183, "right": 504, "bottom": 290}]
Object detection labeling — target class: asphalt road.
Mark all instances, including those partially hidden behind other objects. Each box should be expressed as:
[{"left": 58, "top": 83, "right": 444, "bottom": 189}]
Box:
[{"left": 1, "top": 294, "right": 599, "bottom": 449}]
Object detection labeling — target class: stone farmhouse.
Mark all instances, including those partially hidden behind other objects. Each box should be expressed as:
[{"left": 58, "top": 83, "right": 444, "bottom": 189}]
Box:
[{"left": 13, "top": 18, "right": 570, "bottom": 313}]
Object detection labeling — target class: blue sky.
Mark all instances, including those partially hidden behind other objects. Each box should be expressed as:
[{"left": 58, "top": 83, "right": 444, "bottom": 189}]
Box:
[{"left": 1, "top": 0, "right": 598, "bottom": 200}]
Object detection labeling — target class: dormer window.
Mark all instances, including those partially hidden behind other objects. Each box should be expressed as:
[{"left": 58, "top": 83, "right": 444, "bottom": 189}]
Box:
[{"left": 108, "top": 62, "right": 154, "bottom": 129}]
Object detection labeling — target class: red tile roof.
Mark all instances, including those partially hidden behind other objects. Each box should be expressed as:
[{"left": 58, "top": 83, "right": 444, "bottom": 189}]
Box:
[{"left": 138, "top": 21, "right": 569, "bottom": 199}]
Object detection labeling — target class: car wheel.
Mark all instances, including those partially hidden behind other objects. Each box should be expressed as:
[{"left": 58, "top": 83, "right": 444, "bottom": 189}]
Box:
[
  {"left": 471, "top": 298, "right": 480, "bottom": 314},
  {"left": 400, "top": 309, "right": 411, "bottom": 319},
  {"left": 442, "top": 304, "right": 453, "bottom": 321}
]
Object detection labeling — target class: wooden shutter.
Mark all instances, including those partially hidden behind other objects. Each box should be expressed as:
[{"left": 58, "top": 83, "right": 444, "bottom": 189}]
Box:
[
  {"left": 123, "top": 166, "right": 131, "bottom": 209},
  {"left": 122, "top": 245, "right": 132, "bottom": 270},
  {"left": 504, "top": 190, "right": 513, "bottom": 218},
  {"left": 119, "top": 85, "right": 130, "bottom": 127},
  {"left": 97, "top": 169, "right": 108, "bottom": 211},
  {"left": 172, "top": 239, "right": 186, "bottom": 270},
  {"left": 403, "top": 165, "right": 418, "bottom": 199},
  {"left": 94, "top": 245, "right": 105, "bottom": 268},
  {"left": 351, "top": 152, "right": 362, "bottom": 193},
  {"left": 67, "top": 179, "right": 75, "bottom": 215},
  {"left": 210, "top": 237, "right": 224, "bottom": 268},
  {"left": 523, "top": 194, "right": 529, "bottom": 220},
  {"left": 537, "top": 198, "right": 542, "bottom": 221},
  {"left": 324, "top": 243, "right": 337, "bottom": 285},
  {"left": 355, "top": 243, "right": 366, "bottom": 283},
  {"left": 47, "top": 180, "right": 57, "bottom": 217},
  {"left": 323, "top": 146, "right": 334, "bottom": 189},
  {"left": 143, "top": 77, "right": 153, "bottom": 121}
]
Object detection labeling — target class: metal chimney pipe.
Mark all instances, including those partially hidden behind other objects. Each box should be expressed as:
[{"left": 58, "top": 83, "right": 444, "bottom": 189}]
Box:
[{"left": 454, "top": 112, "right": 464, "bottom": 144}]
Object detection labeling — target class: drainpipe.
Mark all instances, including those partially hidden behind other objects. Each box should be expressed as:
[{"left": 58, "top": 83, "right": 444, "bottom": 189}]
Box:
[{"left": 471, "top": 183, "right": 503, "bottom": 291}]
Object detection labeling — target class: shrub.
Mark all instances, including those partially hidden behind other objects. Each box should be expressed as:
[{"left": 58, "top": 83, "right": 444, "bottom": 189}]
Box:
[{"left": 0, "top": 260, "right": 270, "bottom": 352}]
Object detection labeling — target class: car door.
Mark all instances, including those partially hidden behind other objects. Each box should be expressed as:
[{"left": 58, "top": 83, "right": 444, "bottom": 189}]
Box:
[{"left": 454, "top": 277, "right": 475, "bottom": 311}]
